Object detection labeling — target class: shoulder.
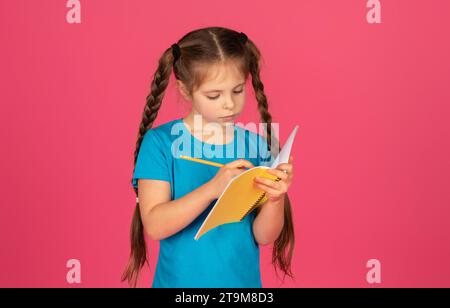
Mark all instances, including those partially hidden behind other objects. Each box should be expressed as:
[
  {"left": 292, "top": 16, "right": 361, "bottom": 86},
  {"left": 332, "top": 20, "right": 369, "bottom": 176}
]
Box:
[{"left": 142, "top": 118, "right": 182, "bottom": 145}]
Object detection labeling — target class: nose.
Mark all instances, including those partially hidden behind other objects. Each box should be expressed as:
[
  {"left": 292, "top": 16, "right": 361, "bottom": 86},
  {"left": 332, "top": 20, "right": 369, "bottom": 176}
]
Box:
[{"left": 223, "top": 96, "right": 235, "bottom": 110}]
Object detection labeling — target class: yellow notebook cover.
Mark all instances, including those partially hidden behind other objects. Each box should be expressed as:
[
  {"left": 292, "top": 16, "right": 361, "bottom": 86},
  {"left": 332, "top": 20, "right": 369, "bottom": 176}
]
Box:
[{"left": 194, "top": 125, "right": 299, "bottom": 240}]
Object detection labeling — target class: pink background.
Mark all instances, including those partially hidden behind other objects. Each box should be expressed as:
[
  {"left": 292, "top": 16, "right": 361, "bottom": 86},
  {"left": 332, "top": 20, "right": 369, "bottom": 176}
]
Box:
[{"left": 1, "top": 0, "right": 449, "bottom": 288}]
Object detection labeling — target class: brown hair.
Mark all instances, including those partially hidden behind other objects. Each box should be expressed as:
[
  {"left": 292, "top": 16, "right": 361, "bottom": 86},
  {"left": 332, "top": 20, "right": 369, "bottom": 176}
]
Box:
[{"left": 122, "top": 26, "right": 295, "bottom": 287}]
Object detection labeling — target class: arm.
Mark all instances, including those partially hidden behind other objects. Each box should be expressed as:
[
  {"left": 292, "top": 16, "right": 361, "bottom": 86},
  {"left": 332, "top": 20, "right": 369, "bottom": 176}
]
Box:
[
  {"left": 137, "top": 158, "right": 255, "bottom": 241},
  {"left": 137, "top": 179, "right": 216, "bottom": 241},
  {"left": 252, "top": 197, "right": 285, "bottom": 246},
  {"left": 252, "top": 155, "right": 294, "bottom": 246}
]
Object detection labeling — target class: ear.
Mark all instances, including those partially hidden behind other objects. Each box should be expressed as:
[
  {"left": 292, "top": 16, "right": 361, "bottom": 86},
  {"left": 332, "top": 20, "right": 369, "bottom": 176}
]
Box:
[{"left": 176, "top": 80, "right": 192, "bottom": 101}]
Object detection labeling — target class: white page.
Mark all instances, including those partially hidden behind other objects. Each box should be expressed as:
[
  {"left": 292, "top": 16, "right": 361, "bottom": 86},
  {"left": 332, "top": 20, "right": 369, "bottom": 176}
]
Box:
[{"left": 270, "top": 125, "right": 299, "bottom": 168}]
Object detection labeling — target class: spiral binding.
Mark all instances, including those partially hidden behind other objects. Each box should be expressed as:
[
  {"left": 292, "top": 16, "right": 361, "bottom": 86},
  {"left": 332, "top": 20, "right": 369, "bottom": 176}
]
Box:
[{"left": 238, "top": 177, "right": 282, "bottom": 221}]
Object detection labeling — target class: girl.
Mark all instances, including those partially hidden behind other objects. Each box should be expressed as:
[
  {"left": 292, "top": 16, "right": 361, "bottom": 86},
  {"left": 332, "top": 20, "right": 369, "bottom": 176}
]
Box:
[{"left": 122, "top": 27, "right": 295, "bottom": 288}]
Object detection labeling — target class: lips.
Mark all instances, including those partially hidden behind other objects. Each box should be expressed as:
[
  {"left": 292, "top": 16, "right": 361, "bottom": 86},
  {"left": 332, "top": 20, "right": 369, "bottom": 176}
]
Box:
[{"left": 220, "top": 114, "right": 235, "bottom": 119}]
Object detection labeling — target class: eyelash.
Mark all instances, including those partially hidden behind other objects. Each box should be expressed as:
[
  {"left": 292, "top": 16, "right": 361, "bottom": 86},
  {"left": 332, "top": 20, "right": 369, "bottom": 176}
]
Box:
[{"left": 207, "top": 89, "right": 244, "bottom": 100}]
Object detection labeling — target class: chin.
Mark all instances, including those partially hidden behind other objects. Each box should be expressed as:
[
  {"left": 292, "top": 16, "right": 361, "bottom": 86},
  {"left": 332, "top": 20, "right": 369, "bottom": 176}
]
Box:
[
  {"left": 218, "top": 115, "right": 238, "bottom": 124},
  {"left": 220, "top": 119, "right": 235, "bottom": 125}
]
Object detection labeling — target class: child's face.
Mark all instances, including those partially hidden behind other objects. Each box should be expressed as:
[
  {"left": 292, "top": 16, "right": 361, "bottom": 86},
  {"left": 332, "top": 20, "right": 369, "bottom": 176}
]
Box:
[{"left": 178, "top": 61, "right": 247, "bottom": 126}]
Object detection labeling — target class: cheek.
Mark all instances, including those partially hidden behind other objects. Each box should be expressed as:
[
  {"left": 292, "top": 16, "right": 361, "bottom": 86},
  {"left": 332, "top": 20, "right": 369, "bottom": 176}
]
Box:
[
  {"left": 235, "top": 93, "right": 246, "bottom": 111},
  {"left": 194, "top": 97, "right": 220, "bottom": 117}
]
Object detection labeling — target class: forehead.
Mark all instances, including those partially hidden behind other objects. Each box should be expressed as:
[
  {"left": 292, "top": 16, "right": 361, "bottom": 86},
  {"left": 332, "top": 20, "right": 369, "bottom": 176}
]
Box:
[{"left": 197, "top": 61, "right": 246, "bottom": 91}]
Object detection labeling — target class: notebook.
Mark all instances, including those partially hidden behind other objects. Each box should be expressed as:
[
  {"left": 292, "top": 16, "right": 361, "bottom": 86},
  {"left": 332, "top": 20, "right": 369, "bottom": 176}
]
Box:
[{"left": 194, "top": 125, "right": 299, "bottom": 240}]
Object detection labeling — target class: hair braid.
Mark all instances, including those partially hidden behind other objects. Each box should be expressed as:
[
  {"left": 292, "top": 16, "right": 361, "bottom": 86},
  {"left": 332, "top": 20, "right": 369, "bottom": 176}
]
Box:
[
  {"left": 246, "top": 39, "right": 295, "bottom": 282},
  {"left": 122, "top": 46, "right": 176, "bottom": 287}
]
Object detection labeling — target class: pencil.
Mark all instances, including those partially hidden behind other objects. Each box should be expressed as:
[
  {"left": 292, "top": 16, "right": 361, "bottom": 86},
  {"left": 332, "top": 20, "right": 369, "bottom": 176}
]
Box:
[{"left": 179, "top": 155, "right": 225, "bottom": 168}]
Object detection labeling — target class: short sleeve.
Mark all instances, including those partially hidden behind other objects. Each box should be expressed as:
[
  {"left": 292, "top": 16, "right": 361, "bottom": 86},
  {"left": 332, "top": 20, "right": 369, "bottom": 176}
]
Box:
[{"left": 131, "top": 129, "right": 171, "bottom": 189}]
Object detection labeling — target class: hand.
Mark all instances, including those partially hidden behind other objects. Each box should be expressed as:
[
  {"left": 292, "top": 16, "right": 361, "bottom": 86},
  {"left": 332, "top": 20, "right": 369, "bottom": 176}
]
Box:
[
  {"left": 253, "top": 155, "right": 294, "bottom": 203},
  {"left": 207, "top": 159, "right": 254, "bottom": 200}
]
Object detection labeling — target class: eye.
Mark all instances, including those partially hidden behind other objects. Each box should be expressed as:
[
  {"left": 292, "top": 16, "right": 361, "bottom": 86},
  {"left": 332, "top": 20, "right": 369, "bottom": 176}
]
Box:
[
  {"left": 206, "top": 95, "right": 220, "bottom": 100},
  {"left": 206, "top": 89, "right": 244, "bottom": 100}
]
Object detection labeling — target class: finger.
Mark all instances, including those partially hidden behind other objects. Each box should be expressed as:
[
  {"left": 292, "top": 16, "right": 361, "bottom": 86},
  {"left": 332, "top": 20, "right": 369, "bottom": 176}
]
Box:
[
  {"left": 256, "top": 176, "right": 290, "bottom": 193},
  {"left": 231, "top": 167, "right": 248, "bottom": 176},
  {"left": 276, "top": 163, "right": 293, "bottom": 174},
  {"left": 254, "top": 182, "right": 282, "bottom": 197},
  {"left": 266, "top": 168, "right": 288, "bottom": 180},
  {"left": 227, "top": 159, "right": 254, "bottom": 169},
  {"left": 254, "top": 176, "right": 282, "bottom": 190}
]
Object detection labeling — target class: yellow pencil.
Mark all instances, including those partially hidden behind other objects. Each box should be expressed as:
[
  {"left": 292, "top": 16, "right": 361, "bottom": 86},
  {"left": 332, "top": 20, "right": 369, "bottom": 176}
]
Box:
[{"left": 179, "top": 155, "right": 225, "bottom": 168}]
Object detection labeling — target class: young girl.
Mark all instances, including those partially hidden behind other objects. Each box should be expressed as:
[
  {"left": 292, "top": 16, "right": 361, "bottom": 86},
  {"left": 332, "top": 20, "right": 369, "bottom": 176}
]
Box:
[{"left": 122, "top": 27, "right": 295, "bottom": 288}]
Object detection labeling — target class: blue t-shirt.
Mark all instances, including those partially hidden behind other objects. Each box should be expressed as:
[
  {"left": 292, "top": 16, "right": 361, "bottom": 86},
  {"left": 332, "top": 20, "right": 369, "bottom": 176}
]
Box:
[{"left": 131, "top": 118, "right": 272, "bottom": 288}]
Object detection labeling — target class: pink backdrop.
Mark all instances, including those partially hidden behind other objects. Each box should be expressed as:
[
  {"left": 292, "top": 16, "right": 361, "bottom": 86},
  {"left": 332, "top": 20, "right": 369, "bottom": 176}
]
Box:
[{"left": 1, "top": 0, "right": 449, "bottom": 287}]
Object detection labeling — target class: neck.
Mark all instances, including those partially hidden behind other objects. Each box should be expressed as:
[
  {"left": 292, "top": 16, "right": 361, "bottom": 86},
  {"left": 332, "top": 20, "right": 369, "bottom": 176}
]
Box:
[{"left": 183, "top": 112, "right": 235, "bottom": 145}]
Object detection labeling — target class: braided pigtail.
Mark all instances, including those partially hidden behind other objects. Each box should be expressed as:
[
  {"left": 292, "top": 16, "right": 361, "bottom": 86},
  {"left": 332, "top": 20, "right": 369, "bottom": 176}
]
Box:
[
  {"left": 121, "top": 44, "right": 179, "bottom": 287},
  {"left": 245, "top": 38, "right": 296, "bottom": 282}
]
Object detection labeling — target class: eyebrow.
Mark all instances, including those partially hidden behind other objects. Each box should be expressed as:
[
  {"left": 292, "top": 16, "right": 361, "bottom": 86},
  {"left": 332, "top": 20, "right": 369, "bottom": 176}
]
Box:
[{"left": 202, "top": 82, "right": 246, "bottom": 94}]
